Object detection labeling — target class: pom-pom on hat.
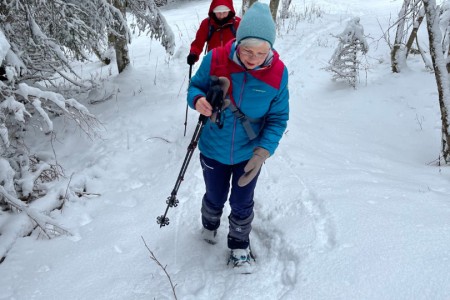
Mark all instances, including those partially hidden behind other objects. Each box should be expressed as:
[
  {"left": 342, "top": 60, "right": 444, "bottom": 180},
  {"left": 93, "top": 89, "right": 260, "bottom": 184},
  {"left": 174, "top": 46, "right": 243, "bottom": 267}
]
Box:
[
  {"left": 236, "top": 2, "right": 276, "bottom": 47},
  {"left": 213, "top": 5, "right": 231, "bottom": 13}
]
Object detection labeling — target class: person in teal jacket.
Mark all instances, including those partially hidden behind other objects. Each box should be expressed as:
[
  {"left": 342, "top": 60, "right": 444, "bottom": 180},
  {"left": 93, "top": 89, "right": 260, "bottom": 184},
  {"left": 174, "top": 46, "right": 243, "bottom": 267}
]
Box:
[{"left": 187, "top": 2, "right": 289, "bottom": 270}]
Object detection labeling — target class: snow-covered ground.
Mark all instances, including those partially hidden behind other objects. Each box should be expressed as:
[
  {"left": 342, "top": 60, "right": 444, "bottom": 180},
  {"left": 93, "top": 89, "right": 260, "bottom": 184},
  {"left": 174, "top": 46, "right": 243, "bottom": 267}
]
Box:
[{"left": 1, "top": 0, "right": 450, "bottom": 299}]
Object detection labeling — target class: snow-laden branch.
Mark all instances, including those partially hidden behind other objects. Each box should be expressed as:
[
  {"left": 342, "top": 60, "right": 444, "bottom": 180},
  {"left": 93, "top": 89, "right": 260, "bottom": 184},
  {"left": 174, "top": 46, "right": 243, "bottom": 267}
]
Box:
[
  {"left": 25, "top": 4, "right": 69, "bottom": 68},
  {"left": 0, "top": 184, "right": 73, "bottom": 261},
  {"left": 14, "top": 82, "right": 95, "bottom": 133},
  {"left": 0, "top": 95, "right": 30, "bottom": 123},
  {"left": 16, "top": 160, "right": 51, "bottom": 198},
  {"left": 0, "top": 122, "right": 9, "bottom": 149},
  {"left": 0, "top": 185, "right": 71, "bottom": 234},
  {"left": 0, "top": 29, "right": 10, "bottom": 63},
  {"left": 0, "top": 158, "right": 15, "bottom": 197},
  {"left": 127, "top": 0, "right": 175, "bottom": 55}
]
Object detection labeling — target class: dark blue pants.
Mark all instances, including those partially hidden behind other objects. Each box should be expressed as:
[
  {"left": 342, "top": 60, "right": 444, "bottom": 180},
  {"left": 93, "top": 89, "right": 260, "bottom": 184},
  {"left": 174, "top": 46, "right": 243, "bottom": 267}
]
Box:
[{"left": 200, "top": 153, "right": 260, "bottom": 250}]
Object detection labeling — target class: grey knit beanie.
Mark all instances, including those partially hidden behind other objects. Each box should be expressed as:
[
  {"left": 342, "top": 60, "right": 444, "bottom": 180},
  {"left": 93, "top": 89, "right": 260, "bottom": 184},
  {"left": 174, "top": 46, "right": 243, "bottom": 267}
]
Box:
[{"left": 236, "top": 2, "right": 276, "bottom": 47}]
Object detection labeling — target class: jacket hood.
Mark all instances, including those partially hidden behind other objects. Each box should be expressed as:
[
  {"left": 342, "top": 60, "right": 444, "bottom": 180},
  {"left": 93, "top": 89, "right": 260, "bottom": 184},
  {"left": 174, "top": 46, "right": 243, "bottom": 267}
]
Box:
[{"left": 208, "top": 0, "right": 236, "bottom": 18}]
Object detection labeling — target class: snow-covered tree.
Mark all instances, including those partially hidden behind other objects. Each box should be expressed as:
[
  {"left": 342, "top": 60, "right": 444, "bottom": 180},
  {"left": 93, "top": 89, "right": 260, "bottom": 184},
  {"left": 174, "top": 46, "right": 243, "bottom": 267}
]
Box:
[
  {"left": 0, "top": 0, "right": 176, "bottom": 253},
  {"left": 390, "top": 0, "right": 430, "bottom": 72},
  {"left": 423, "top": 0, "right": 450, "bottom": 163},
  {"left": 439, "top": 0, "right": 450, "bottom": 72},
  {"left": 0, "top": 0, "right": 176, "bottom": 200},
  {"left": 117, "top": 0, "right": 175, "bottom": 71},
  {"left": 1, "top": 0, "right": 174, "bottom": 80},
  {"left": 387, "top": 0, "right": 450, "bottom": 163},
  {"left": 327, "top": 17, "right": 369, "bottom": 89}
]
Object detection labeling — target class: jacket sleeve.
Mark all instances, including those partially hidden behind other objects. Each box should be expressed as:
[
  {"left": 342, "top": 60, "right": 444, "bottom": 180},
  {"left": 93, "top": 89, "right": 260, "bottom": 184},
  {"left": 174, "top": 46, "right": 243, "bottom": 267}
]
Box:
[
  {"left": 187, "top": 52, "right": 213, "bottom": 109},
  {"left": 190, "top": 19, "right": 210, "bottom": 56},
  {"left": 258, "top": 67, "right": 290, "bottom": 155}
]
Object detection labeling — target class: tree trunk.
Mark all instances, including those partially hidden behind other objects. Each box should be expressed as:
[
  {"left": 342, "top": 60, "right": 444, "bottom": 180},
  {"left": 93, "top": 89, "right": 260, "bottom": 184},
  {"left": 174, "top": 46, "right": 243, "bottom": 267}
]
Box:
[
  {"left": 242, "top": 0, "right": 257, "bottom": 15},
  {"left": 405, "top": 6, "right": 425, "bottom": 57},
  {"left": 269, "top": 0, "right": 280, "bottom": 21},
  {"left": 92, "top": 47, "right": 111, "bottom": 65},
  {"left": 280, "top": 0, "right": 292, "bottom": 19},
  {"left": 423, "top": 0, "right": 450, "bottom": 163},
  {"left": 391, "top": 0, "right": 412, "bottom": 73},
  {"left": 447, "top": 43, "right": 450, "bottom": 73},
  {"left": 112, "top": 0, "right": 130, "bottom": 73}
]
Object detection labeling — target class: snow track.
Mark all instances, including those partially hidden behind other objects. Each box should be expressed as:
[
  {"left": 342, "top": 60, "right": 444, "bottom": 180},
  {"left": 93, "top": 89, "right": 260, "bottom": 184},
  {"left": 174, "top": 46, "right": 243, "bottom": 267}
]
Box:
[
  {"left": 163, "top": 6, "right": 347, "bottom": 299},
  {"left": 4, "top": 1, "right": 450, "bottom": 299}
]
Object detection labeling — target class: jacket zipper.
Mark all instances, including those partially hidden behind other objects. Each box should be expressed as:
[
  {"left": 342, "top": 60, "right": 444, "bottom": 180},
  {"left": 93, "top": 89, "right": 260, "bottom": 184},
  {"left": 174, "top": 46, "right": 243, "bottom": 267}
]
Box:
[{"left": 230, "top": 72, "right": 248, "bottom": 164}]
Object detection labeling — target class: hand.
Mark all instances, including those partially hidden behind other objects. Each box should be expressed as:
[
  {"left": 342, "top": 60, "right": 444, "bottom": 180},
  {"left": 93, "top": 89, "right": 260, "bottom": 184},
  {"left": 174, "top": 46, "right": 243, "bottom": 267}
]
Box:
[
  {"left": 210, "top": 98, "right": 231, "bottom": 124},
  {"left": 238, "top": 147, "right": 270, "bottom": 187},
  {"left": 187, "top": 53, "right": 198, "bottom": 65},
  {"left": 195, "top": 96, "right": 230, "bottom": 118},
  {"left": 195, "top": 97, "right": 212, "bottom": 116}
]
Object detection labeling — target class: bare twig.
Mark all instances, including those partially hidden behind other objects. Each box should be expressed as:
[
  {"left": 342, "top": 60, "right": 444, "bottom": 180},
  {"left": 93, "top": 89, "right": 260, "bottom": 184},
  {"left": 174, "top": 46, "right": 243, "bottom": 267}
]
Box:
[
  {"left": 141, "top": 236, "right": 177, "bottom": 300},
  {"left": 146, "top": 136, "right": 171, "bottom": 143},
  {"left": 75, "top": 191, "right": 101, "bottom": 198},
  {"left": 60, "top": 173, "right": 75, "bottom": 211}
]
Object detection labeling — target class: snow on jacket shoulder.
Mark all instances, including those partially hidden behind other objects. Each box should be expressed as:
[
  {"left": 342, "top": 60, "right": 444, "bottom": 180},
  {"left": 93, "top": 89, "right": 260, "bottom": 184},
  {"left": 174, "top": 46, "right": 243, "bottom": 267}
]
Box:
[{"left": 187, "top": 41, "right": 289, "bottom": 165}]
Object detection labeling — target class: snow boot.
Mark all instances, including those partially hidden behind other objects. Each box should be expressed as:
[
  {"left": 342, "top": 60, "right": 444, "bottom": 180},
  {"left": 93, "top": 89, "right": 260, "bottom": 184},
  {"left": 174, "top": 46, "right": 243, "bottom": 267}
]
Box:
[
  {"left": 227, "top": 247, "right": 252, "bottom": 269},
  {"left": 201, "top": 228, "right": 217, "bottom": 245}
]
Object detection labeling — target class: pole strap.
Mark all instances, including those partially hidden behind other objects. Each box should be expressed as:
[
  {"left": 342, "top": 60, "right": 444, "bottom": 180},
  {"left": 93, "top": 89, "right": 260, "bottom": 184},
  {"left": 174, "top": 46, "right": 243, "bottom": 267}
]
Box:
[{"left": 228, "top": 102, "right": 263, "bottom": 141}]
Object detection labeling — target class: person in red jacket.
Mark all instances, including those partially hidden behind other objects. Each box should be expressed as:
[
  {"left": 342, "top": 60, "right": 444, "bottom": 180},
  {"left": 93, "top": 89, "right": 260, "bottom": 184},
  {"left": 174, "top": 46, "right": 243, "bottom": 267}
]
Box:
[{"left": 187, "top": 0, "right": 240, "bottom": 66}]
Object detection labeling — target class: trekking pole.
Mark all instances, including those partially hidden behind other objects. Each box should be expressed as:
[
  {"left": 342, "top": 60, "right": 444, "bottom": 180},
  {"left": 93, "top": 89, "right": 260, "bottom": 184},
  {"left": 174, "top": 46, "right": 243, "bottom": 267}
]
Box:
[
  {"left": 157, "top": 114, "right": 207, "bottom": 227},
  {"left": 157, "top": 76, "right": 230, "bottom": 227},
  {"left": 183, "top": 65, "right": 193, "bottom": 137}
]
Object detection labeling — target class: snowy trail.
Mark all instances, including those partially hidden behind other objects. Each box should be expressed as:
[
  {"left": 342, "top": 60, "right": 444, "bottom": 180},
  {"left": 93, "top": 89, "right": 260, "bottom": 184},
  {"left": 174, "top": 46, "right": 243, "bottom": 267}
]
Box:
[
  {"left": 148, "top": 1, "right": 393, "bottom": 298},
  {"left": 160, "top": 6, "right": 352, "bottom": 298},
  {"left": 2, "top": 1, "right": 450, "bottom": 299}
]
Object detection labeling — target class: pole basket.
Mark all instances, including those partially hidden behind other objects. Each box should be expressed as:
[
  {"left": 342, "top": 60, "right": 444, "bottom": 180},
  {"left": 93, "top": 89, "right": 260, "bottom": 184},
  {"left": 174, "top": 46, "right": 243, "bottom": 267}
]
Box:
[
  {"left": 156, "top": 215, "right": 170, "bottom": 227},
  {"left": 166, "top": 195, "right": 179, "bottom": 207}
]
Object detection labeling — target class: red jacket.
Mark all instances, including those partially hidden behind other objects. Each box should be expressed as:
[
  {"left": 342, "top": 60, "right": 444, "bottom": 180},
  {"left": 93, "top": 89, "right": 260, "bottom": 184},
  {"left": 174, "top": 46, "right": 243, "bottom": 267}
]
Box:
[{"left": 189, "top": 0, "right": 240, "bottom": 58}]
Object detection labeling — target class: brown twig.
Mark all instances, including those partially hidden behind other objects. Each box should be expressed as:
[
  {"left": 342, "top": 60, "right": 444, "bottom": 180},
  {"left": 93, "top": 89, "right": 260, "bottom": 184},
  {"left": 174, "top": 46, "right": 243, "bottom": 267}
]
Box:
[
  {"left": 146, "top": 136, "right": 171, "bottom": 143},
  {"left": 141, "top": 236, "right": 177, "bottom": 300}
]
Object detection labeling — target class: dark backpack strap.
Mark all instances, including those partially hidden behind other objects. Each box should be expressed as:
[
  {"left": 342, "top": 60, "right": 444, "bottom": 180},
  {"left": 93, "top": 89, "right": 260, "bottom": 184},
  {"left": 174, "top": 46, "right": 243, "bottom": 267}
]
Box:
[
  {"left": 206, "top": 18, "right": 214, "bottom": 42},
  {"left": 229, "top": 18, "right": 237, "bottom": 37},
  {"left": 207, "top": 17, "right": 237, "bottom": 43}
]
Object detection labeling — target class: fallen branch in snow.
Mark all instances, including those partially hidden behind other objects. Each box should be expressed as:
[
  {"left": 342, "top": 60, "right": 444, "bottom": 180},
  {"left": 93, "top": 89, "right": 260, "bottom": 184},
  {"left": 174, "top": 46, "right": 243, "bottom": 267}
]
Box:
[
  {"left": 74, "top": 191, "right": 101, "bottom": 198},
  {"left": 141, "top": 236, "right": 177, "bottom": 300},
  {"left": 0, "top": 186, "right": 72, "bottom": 263},
  {"left": 16, "top": 155, "right": 63, "bottom": 200},
  {"left": 0, "top": 186, "right": 71, "bottom": 236}
]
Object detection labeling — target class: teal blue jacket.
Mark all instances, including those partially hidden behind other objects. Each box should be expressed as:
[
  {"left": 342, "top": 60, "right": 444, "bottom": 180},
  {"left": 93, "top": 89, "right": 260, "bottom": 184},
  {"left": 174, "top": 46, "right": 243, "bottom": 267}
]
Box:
[{"left": 187, "top": 41, "right": 289, "bottom": 165}]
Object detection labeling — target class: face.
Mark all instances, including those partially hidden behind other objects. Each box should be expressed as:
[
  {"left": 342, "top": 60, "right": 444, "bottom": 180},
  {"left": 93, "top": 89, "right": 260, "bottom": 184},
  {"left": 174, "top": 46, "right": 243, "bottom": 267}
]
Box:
[
  {"left": 238, "top": 43, "right": 270, "bottom": 70},
  {"left": 214, "top": 11, "right": 229, "bottom": 20}
]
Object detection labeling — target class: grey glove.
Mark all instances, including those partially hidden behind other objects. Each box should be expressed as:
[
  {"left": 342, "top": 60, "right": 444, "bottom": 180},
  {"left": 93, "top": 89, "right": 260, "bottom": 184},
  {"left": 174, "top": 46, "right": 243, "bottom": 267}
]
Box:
[{"left": 238, "top": 147, "right": 270, "bottom": 187}]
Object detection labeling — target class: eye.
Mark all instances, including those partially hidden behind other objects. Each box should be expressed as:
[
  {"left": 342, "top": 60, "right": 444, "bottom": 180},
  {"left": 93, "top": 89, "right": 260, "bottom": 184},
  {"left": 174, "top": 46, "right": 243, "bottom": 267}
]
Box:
[{"left": 241, "top": 48, "right": 267, "bottom": 59}]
